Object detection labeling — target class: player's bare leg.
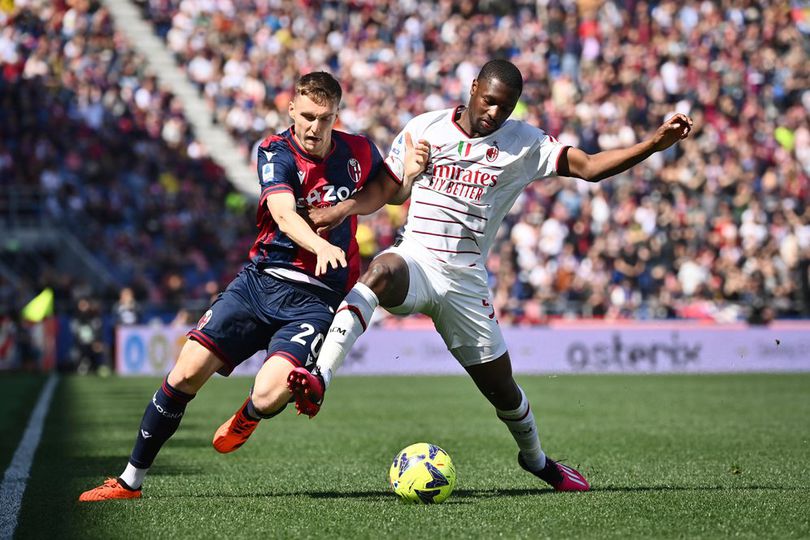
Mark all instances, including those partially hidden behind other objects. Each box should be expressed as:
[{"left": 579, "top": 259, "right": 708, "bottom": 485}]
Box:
[
  {"left": 288, "top": 253, "right": 409, "bottom": 416},
  {"left": 213, "top": 356, "right": 294, "bottom": 453},
  {"left": 79, "top": 340, "right": 223, "bottom": 501},
  {"left": 465, "top": 352, "right": 589, "bottom": 492}
]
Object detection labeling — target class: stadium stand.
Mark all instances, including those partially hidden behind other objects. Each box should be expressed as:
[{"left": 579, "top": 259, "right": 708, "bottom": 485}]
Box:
[
  {"left": 133, "top": 0, "right": 810, "bottom": 322},
  {"left": 2, "top": 0, "right": 809, "bottom": 369},
  {"left": 1, "top": 0, "right": 256, "bottom": 323}
]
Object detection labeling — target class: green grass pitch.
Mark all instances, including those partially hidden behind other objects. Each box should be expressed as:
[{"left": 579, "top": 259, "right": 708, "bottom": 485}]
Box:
[{"left": 3, "top": 373, "right": 809, "bottom": 539}]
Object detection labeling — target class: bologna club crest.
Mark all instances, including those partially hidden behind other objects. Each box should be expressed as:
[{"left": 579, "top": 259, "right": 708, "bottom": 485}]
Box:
[
  {"left": 197, "top": 309, "right": 212, "bottom": 330},
  {"left": 347, "top": 158, "right": 362, "bottom": 183},
  {"left": 486, "top": 143, "right": 499, "bottom": 162}
]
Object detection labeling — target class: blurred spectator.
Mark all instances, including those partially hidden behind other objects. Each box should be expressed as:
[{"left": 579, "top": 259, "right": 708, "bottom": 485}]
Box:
[
  {"left": 70, "top": 298, "right": 107, "bottom": 374},
  {"left": 113, "top": 287, "right": 142, "bottom": 326}
]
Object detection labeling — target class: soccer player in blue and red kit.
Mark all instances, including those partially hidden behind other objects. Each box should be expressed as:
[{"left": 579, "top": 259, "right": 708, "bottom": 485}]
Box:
[{"left": 79, "top": 72, "right": 430, "bottom": 501}]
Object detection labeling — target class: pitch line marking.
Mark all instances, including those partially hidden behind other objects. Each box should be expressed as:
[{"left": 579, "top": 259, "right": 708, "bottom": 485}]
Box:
[{"left": 0, "top": 373, "right": 59, "bottom": 539}]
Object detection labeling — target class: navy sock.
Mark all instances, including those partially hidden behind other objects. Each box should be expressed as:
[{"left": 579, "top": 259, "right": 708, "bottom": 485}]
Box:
[
  {"left": 244, "top": 397, "right": 286, "bottom": 420},
  {"left": 129, "top": 377, "right": 195, "bottom": 469}
]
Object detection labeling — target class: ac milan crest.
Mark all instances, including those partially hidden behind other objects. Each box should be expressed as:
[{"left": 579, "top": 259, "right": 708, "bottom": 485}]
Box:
[
  {"left": 486, "top": 143, "right": 499, "bottom": 162},
  {"left": 347, "top": 158, "right": 362, "bottom": 183}
]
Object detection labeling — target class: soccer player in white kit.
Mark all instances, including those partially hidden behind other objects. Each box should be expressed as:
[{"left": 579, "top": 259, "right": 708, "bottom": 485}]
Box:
[{"left": 288, "top": 59, "right": 693, "bottom": 491}]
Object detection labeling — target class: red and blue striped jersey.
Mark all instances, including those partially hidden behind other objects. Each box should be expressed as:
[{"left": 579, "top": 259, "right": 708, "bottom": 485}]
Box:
[{"left": 250, "top": 127, "right": 383, "bottom": 293}]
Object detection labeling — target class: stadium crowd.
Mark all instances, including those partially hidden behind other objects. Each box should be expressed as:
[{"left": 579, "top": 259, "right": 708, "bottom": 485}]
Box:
[
  {"left": 1, "top": 0, "right": 254, "bottom": 323},
  {"left": 2, "top": 0, "right": 810, "bottom": 333}
]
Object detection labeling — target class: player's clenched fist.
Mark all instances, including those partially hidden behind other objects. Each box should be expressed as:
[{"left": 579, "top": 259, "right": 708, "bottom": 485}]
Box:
[
  {"left": 309, "top": 205, "right": 348, "bottom": 235},
  {"left": 651, "top": 113, "right": 693, "bottom": 152}
]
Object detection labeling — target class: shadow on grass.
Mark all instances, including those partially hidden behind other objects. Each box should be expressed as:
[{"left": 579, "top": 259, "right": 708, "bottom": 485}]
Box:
[
  {"left": 155, "top": 487, "right": 552, "bottom": 500},
  {"left": 592, "top": 485, "right": 810, "bottom": 493},
  {"left": 308, "top": 488, "right": 553, "bottom": 500},
  {"left": 69, "top": 455, "right": 204, "bottom": 477},
  {"left": 153, "top": 484, "right": 810, "bottom": 501}
]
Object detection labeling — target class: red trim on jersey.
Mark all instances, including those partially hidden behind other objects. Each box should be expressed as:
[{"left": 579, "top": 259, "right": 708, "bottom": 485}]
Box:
[
  {"left": 450, "top": 106, "right": 474, "bottom": 138},
  {"left": 259, "top": 134, "right": 284, "bottom": 148},
  {"left": 427, "top": 246, "right": 481, "bottom": 255},
  {"left": 383, "top": 160, "right": 403, "bottom": 185},
  {"left": 411, "top": 229, "right": 477, "bottom": 241},
  {"left": 288, "top": 126, "right": 337, "bottom": 163},
  {"left": 267, "top": 350, "right": 303, "bottom": 367},
  {"left": 415, "top": 200, "right": 488, "bottom": 220},
  {"left": 555, "top": 145, "right": 571, "bottom": 174},
  {"left": 338, "top": 305, "right": 367, "bottom": 331},
  {"left": 187, "top": 329, "right": 235, "bottom": 371},
  {"left": 258, "top": 191, "right": 271, "bottom": 209},
  {"left": 263, "top": 184, "right": 294, "bottom": 196},
  {"left": 413, "top": 215, "right": 484, "bottom": 234}
]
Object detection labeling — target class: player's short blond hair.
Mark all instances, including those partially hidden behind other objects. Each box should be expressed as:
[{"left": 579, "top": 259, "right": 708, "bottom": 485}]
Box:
[{"left": 295, "top": 72, "right": 342, "bottom": 107}]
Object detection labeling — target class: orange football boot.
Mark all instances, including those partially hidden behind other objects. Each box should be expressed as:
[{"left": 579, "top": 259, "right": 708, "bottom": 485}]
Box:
[
  {"left": 212, "top": 398, "right": 260, "bottom": 453},
  {"left": 78, "top": 478, "right": 142, "bottom": 502}
]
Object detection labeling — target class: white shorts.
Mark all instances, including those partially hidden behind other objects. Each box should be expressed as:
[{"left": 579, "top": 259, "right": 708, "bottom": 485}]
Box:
[{"left": 380, "top": 238, "right": 507, "bottom": 367}]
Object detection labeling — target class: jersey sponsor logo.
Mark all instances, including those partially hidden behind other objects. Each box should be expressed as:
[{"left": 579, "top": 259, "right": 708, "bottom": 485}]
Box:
[
  {"left": 262, "top": 149, "right": 274, "bottom": 161},
  {"left": 197, "top": 309, "right": 212, "bottom": 330},
  {"left": 432, "top": 163, "right": 499, "bottom": 187},
  {"left": 486, "top": 142, "right": 499, "bottom": 162},
  {"left": 347, "top": 158, "right": 362, "bottom": 183},
  {"left": 297, "top": 170, "right": 306, "bottom": 183},
  {"left": 298, "top": 184, "right": 358, "bottom": 207}
]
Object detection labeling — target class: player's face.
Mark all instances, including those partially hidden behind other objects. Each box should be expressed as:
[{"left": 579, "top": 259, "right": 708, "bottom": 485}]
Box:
[
  {"left": 467, "top": 78, "right": 520, "bottom": 137},
  {"left": 289, "top": 94, "right": 339, "bottom": 158}
]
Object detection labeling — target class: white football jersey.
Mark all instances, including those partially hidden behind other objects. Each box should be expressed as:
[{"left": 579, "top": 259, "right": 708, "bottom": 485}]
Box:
[{"left": 385, "top": 106, "right": 568, "bottom": 269}]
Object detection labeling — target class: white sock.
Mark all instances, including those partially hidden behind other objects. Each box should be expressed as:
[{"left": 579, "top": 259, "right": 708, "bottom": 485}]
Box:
[
  {"left": 317, "top": 282, "right": 378, "bottom": 388},
  {"left": 120, "top": 462, "right": 148, "bottom": 490},
  {"left": 496, "top": 387, "right": 546, "bottom": 471}
]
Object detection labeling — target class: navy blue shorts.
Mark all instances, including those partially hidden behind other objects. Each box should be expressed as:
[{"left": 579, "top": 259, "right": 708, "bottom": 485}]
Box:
[{"left": 188, "top": 266, "right": 343, "bottom": 376}]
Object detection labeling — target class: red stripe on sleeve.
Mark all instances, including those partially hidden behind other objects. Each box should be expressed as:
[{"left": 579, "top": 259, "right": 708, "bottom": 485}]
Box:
[{"left": 555, "top": 145, "right": 571, "bottom": 174}]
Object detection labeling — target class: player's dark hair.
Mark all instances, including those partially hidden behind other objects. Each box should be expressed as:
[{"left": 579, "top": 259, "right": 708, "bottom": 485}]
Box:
[
  {"left": 295, "top": 71, "right": 342, "bottom": 106},
  {"left": 477, "top": 59, "right": 523, "bottom": 96}
]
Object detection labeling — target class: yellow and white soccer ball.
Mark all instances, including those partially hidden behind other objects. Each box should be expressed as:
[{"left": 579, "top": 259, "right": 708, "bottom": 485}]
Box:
[{"left": 388, "top": 442, "right": 456, "bottom": 504}]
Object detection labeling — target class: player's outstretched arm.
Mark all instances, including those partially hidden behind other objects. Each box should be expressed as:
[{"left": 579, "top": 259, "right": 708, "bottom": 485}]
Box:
[
  {"left": 309, "top": 133, "right": 430, "bottom": 232},
  {"left": 266, "top": 192, "right": 346, "bottom": 276},
  {"left": 559, "top": 113, "right": 693, "bottom": 182}
]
